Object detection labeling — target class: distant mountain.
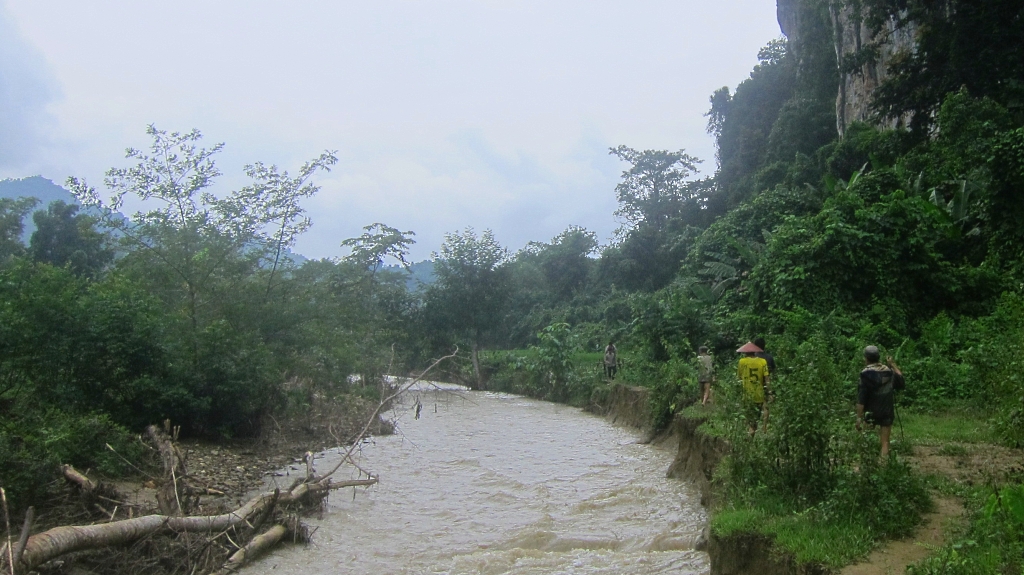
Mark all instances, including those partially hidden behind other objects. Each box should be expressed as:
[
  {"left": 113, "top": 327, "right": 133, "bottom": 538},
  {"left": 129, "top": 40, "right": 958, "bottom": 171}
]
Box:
[
  {"left": 0, "top": 176, "right": 77, "bottom": 205},
  {"left": 0, "top": 176, "right": 81, "bottom": 241},
  {"left": 397, "top": 260, "right": 435, "bottom": 292}
]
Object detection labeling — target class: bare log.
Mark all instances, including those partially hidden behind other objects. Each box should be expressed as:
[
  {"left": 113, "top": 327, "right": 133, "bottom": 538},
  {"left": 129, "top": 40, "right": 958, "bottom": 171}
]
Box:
[
  {"left": 61, "top": 465, "right": 99, "bottom": 492},
  {"left": 15, "top": 476, "right": 376, "bottom": 573},
  {"left": 212, "top": 524, "right": 288, "bottom": 575}
]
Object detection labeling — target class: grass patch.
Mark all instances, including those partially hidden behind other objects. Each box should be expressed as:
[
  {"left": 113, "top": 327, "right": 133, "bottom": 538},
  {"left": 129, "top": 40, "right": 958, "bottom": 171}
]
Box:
[
  {"left": 935, "top": 443, "right": 969, "bottom": 457},
  {"left": 712, "top": 505, "right": 874, "bottom": 569},
  {"left": 899, "top": 407, "right": 995, "bottom": 445},
  {"left": 679, "top": 401, "right": 720, "bottom": 419}
]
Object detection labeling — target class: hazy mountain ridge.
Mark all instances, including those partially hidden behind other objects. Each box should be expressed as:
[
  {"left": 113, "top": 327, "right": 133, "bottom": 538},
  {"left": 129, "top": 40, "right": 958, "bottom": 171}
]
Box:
[{"left": 0, "top": 175, "right": 306, "bottom": 265}]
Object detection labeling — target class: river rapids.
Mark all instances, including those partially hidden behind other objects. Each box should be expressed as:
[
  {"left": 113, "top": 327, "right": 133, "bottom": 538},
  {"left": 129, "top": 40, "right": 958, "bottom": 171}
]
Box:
[{"left": 248, "top": 385, "right": 708, "bottom": 574}]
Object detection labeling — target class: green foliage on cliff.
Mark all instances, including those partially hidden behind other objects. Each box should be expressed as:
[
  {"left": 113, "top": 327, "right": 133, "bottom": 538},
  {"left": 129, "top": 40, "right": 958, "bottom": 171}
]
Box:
[{"left": 859, "top": 0, "right": 1024, "bottom": 131}]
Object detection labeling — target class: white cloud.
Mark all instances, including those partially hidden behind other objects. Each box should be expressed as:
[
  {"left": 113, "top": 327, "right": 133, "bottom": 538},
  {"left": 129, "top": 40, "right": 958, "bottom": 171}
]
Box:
[
  {"left": 0, "top": 3, "right": 60, "bottom": 176},
  {"left": 3, "top": 0, "right": 781, "bottom": 260}
]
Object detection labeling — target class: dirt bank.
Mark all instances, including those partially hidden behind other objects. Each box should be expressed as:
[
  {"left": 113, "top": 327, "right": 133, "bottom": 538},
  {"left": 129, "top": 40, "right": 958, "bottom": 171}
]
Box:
[
  {"left": 665, "top": 412, "right": 727, "bottom": 507},
  {"left": 586, "top": 383, "right": 653, "bottom": 431}
]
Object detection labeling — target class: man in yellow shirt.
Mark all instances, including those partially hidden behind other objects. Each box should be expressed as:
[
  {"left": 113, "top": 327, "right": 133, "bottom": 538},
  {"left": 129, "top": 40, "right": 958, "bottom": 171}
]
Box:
[{"left": 736, "top": 341, "right": 770, "bottom": 434}]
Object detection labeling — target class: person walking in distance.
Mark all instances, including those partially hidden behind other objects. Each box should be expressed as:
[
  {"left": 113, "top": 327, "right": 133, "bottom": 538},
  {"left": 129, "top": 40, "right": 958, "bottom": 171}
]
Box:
[
  {"left": 604, "top": 342, "right": 618, "bottom": 379},
  {"left": 857, "top": 345, "right": 904, "bottom": 458},
  {"left": 736, "top": 341, "right": 770, "bottom": 434},
  {"left": 698, "top": 346, "right": 715, "bottom": 405}
]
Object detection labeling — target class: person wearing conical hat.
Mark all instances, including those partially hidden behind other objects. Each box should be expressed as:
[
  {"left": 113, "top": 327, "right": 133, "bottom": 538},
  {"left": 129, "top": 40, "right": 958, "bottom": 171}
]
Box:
[{"left": 737, "top": 341, "right": 770, "bottom": 434}]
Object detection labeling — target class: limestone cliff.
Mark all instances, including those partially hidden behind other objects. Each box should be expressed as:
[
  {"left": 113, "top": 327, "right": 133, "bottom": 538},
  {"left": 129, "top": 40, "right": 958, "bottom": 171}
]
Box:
[{"left": 778, "top": 0, "right": 917, "bottom": 135}]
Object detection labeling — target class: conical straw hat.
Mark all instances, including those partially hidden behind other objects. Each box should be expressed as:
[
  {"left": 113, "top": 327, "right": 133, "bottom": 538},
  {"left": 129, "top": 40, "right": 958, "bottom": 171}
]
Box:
[{"left": 736, "top": 341, "right": 763, "bottom": 353}]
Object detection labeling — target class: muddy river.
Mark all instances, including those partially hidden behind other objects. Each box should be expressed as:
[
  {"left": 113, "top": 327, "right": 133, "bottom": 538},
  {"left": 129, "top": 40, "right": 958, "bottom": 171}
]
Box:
[{"left": 249, "top": 385, "right": 708, "bottom": 574}]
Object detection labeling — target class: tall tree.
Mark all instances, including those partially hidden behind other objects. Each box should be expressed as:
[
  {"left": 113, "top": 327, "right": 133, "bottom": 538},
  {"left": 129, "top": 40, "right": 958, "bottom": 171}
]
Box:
[
  {"left": 602, "top": 148, "right": 704, "bottom": 292},
  {"left": 525, "top": 225, "right": 598, "bottom": 300},
  {"left": 67, "top": 125, "right": 336, "bottom": 364},
  {"left": 341, "top": 223, "right": 416, "bottom": 291},
  {"left": 65, "top": 126, "right": 336, "bottom": 434},
  {"left": 223, "top": 154, "right": 338, "bottom": 297},
  {"left": 340, "top": 223, "right": 417, "bottom": 383},
  {"left": 28, "top": 200, "right": 113, "bottom": 278},
  {"left": 0, "top": 197, "right": 38, "bottom": 262},
  {"left": 609, "top": 146, "right": 702, "bottom": 231},
  {"left": 423, "top": 228, "right": 510, "bottom": 388}
]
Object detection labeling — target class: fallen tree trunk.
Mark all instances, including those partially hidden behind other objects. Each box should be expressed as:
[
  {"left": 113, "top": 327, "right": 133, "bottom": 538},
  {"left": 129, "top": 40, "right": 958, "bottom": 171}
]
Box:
[
  {"left": 212, "top": 523, "right": 289, "bottom": 575},
  {"left": 15, "top": 477, "right": 377, "bottom": 574},
  {"left": 62, "top": 465, "right": 100, "bottom": 492}
]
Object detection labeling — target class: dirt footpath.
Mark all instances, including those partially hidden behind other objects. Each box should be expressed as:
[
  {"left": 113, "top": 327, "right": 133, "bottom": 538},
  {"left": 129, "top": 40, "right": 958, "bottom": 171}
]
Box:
[
  {"left": 840, "top": 496, "right": 963, "bottom": 575},
  {"left": 839, "top": 441, "right": 1023, "bottom": 575}
]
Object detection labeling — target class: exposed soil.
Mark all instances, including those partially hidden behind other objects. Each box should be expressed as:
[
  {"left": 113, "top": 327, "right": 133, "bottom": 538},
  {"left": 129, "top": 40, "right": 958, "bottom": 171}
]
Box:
[
  {"left": 839, "top": 496, "right": 964, "bottom": 575},
  {"left": 97, "top": 394, "right": 392, "bottom": 517},
  {"left": 908, "top": 443, "right": 1024, "bottom": 486}
]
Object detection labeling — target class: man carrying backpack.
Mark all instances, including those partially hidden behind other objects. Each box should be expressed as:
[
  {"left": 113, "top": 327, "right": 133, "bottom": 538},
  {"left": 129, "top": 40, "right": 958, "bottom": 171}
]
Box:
[{"left": 856, "top": 345, "right": 905, "bottom": 458}]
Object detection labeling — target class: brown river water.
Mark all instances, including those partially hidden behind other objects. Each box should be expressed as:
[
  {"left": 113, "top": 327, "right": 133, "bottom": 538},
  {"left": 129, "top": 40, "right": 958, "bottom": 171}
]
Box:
[{"left": 249, "top": 384, "right": 708, "bottom": 575}]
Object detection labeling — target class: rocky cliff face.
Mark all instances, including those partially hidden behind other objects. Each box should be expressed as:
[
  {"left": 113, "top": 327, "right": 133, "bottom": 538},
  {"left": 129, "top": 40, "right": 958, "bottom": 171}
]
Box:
[{"left": 778, "top": 0, "right": 917, "bottom": 135}]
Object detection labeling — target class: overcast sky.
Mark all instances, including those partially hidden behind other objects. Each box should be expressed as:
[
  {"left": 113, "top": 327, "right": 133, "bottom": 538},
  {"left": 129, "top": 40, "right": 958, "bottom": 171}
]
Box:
[{"left": 0, "top": 1, "right": 781, "bottom": 261}]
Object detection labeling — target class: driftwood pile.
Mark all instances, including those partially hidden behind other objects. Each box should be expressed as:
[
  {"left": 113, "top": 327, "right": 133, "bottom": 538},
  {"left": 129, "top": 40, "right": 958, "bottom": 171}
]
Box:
[{"left": 1, "top": 422, "right": 377, "bottom": 575}]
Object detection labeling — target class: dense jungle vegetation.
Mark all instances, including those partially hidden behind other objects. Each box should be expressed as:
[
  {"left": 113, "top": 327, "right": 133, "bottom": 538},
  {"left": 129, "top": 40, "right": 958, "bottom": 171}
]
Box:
[{"left": 2, "top": 0, "right": 1023, "bottom": 571}]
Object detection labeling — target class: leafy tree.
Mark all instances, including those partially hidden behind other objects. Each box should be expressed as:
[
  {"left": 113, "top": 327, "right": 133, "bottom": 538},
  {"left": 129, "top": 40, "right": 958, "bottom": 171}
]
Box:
[
  {"left": 598, "top": 147, "right": 706, "bottom": 292},
  {"left": 68, "top": 126, "right": 335, "bottom": 361},
  {"left": 341, "top": 223, "right": 416, "bottom": 289},
  {"left": 224, "top": 153, "right": 338, "bottom": 296},
  {"left": 28, "top": 200, "right": 113, "bottom": 277},
  {"left": 521, "top": 225, "right": 598, "bottom": 300},
  {"left": 340, "top": 223, "right": 417, "bottom": 383},
  {"left": 704, "top": 40, "right": 797, "bottom": 213},
  {"left": 65, "top": 125, "right": 336, "bottom": 435},
  {"left": 0, "top": 197, "right": 38, "bottom": 262},
  {"left": 423, "top": 228, "right": 510, "bottom": 388},
  {"left": 609, "top": 145, "right": 702, "bottom": 230}
]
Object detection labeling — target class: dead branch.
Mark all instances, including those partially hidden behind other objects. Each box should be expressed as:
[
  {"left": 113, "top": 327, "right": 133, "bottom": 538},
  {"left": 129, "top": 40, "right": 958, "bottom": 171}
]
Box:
[
  {"left": 15, "top": 477, "right": 375, "bottom": 573},
  {"left": 14, "top": 351, "right": 450, "bottom": 575},
  {"left": 11, "top": 508, "right": 32, "bottom": 574},
  {"left": 61, "top": 465, "right": 99, "bottom": 492},
  {"left": 318, "top": 349, "right": 458, "bottom": 480},
  {"left": 2, "top": 488, "right": 12, "bottom": 575},
  {"left": 211, "top": 524, "right": 288, "bottom": 575}
]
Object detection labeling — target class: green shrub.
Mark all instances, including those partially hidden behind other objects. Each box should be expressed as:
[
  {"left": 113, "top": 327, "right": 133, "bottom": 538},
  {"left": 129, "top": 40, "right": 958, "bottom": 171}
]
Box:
[{"left": 0, "top": 409, "right": 145, "bottom": 514}]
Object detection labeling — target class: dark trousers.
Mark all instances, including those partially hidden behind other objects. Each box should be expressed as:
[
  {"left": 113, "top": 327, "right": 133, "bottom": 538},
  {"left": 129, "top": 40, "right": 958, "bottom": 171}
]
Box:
[{"left": 605, "top": 365, "right": 617, "bottom": 379}]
